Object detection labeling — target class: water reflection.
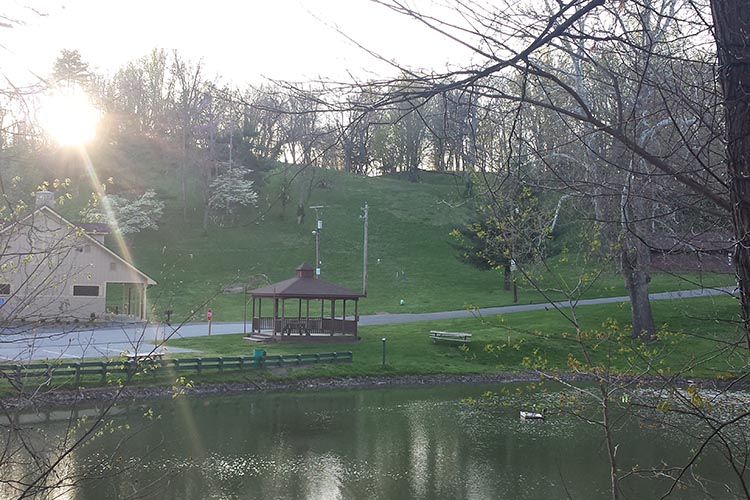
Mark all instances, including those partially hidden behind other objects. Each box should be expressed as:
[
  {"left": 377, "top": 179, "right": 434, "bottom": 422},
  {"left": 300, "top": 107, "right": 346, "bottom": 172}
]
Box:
[{"left": 4, "top": 383, "right": 750, "bottom": 499}]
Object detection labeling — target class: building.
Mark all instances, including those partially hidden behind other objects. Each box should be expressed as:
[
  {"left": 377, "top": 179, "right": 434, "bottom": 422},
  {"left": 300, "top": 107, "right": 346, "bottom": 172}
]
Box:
[
  {"left": 647, "top": 231, "right": 734, "bottom": 273},
  {"left": 0, "top": 191, "right": 156, "bottom": 322}
]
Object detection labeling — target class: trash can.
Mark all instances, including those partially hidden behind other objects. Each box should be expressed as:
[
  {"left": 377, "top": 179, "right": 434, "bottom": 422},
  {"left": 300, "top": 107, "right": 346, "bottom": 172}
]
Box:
[{"left": 253, "top": 348, "right": 266, "bottom": 359}]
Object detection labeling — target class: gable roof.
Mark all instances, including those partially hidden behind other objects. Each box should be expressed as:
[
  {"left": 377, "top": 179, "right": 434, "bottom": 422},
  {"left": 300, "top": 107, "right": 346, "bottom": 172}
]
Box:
[
  {"left": 249, "top": 263, "right": 361, "bottom": 299},
  {"left": 644, "top": 231, "right": 733, "bottom": 254},
  {"left": 0, "top": 205, "right": 156, "bottom": 285}
]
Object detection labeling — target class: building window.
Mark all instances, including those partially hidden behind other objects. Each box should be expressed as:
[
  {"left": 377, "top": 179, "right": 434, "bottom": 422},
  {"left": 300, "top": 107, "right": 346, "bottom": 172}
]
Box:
[
  {"left": 110, "top": 262, "right": 117, "bottom": 271},
  {"left": 0, "top": 284, "right": 9, "bottom": 295},
  {"left": 73, "top": 285, "right": 99, "bottom": 297}
]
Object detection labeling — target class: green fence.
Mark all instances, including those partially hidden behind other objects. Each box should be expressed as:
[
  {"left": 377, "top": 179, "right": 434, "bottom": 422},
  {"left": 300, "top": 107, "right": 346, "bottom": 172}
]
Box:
[{"left": 0, "top": 352, "right": 353, "bottom": 385}]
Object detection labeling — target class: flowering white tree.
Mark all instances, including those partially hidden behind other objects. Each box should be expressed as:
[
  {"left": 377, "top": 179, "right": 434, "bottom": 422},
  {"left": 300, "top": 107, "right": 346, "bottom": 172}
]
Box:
[
  {"left": 87, "top": 189, "right": 165, "bottom": 235},
  {"left": 208, "top": 166, "right": 258, "bottom": 226}
]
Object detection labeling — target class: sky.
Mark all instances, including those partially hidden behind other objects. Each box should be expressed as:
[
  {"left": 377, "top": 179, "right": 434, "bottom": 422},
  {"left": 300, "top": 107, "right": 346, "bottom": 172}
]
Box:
[{"left": 2, "top": 0, "right": 476, "bottom": 87}]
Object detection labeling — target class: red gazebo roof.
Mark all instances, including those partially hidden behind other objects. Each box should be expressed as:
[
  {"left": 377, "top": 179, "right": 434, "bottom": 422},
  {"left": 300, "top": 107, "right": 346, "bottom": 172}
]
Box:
[{"left": 249, "top": 263, "right": 362, "bottom": 299}]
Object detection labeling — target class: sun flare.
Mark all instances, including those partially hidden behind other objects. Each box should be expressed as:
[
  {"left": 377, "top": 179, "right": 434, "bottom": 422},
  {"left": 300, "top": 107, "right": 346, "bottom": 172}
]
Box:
[{"left": 37, "top": 87, "right": 101, "bottom": 146}]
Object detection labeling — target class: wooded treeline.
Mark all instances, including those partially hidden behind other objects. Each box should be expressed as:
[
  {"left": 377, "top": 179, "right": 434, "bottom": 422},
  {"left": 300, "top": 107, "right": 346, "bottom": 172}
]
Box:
[
  {"left": 0, "top": 0, "right": 739, "bottom": 343},
  {"left": 1, "top": 2, "right": 750, "bottom": 498}
]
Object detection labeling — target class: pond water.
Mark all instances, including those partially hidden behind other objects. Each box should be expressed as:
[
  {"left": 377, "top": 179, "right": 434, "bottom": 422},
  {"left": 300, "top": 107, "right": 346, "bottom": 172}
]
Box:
[{"left": 4, "top": 382, "right": 748, "bottom": 499}]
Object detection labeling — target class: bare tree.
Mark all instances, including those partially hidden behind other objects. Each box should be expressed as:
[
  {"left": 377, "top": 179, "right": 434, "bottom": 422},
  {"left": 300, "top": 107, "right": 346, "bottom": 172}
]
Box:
[
  {"left": 361, "top": 0, "right": 728, "bottom": 339},
  {"left": 711, "top": 0, "right": 750, "bottom": 347}
]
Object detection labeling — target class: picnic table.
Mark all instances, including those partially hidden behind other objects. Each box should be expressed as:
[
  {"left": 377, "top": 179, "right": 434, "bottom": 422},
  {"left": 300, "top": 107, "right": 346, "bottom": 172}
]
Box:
[{"left": 429, "top": 330, "right": 472, "bottom": 343}]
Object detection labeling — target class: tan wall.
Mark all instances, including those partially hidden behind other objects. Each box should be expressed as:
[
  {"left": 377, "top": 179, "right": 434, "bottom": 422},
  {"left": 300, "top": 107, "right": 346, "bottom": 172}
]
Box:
[{"left": 0, "top": 209, "right": 151, "bottom": 321}]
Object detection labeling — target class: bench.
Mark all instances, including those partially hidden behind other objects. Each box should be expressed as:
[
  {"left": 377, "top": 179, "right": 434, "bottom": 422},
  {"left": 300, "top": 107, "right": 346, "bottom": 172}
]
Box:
[
  {"left": 429, "top": 330, "right": 472, "bottom": 343},
  {"left": 125, "top": 351, "right": 165, "bottom": 361},
  {"left": 282, "top": 322, "right": 309, "bottom": 335}
]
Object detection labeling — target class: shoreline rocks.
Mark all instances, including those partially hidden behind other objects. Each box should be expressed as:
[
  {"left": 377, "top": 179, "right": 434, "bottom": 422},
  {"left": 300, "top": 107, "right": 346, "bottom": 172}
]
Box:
[{"left": 1, "top": 372, "right": 542, "bottom": 411}]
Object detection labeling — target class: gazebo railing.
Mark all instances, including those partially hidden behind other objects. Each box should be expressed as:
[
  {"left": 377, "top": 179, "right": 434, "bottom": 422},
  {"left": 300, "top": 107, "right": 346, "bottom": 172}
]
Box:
[
  {"left": 254, "top": 317, "right": 357, "bottom": 335},
  {"left": 322, "top": 318, "right": 357, "bottom": 335},
  {"left": 255, "top": 317, "right": 275, "bottom": 331}
]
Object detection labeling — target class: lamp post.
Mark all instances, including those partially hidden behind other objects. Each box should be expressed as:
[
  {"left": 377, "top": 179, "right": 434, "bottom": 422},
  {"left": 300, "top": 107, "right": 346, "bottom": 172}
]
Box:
[
  {"left": 310, "top": 205, "right": 324, "bottom": 277},
  {"left": 312, "top": 229, "right": 320, "bottom": 277},
  {"left": 361, "top": 202, "right": 369, "bottom": 296},
  {"left": 382, "top": 337, "right": 387, "bottom": 368}
]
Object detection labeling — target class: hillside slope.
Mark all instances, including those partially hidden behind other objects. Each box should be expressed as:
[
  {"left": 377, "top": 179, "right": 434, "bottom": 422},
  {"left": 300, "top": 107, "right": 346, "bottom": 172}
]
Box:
[
  {"left": 129, "top": 166, "right": 517, "bottom": 322},
  {"left": 14, "top": 139, "right": 732, "bottom": 323}
]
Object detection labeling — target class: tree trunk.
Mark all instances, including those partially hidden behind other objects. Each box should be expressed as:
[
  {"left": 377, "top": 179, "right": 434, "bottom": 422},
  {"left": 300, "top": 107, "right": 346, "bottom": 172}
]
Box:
[
  {"left": 503, "top": 264, "right": 511, "bottom": 291},
  {"left": 711, "top": 0, "right": 750, "bottom": 348},
  {"left": 202, "top": 199, "right": 210, "bottom": 232},
  {"left": 406, "top": 168, "right": 418, "bottom": 182},
  {"left": 181, "top": 128, "right": 188, "bottom": 221},
  {"left": 613, "top": 135, "right": 656, "bottom": 339},
  {"left": 621, "top": 237, "right": 655, "bottom": 339}
]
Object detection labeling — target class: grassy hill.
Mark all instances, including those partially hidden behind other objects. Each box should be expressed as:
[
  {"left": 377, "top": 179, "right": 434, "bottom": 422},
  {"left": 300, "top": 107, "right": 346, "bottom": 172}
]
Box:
[
  {"left": 129, "top": 166, "right": 515, "bottom": 321},
  {"left": 120, "top": 167, "right": 731, "bottom": 324},
  {"left": 14, "top": 139, "right": 732, "bottom": 324}
]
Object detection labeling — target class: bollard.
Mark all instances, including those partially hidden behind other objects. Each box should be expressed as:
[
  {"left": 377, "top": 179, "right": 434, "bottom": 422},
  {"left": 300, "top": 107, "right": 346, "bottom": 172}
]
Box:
[{"left": 381, "top": 337, "right": 387, "bottom": 368}]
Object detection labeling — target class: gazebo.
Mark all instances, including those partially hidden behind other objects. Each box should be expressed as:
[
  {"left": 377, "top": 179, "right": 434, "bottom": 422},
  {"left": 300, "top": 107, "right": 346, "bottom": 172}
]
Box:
[{"left": 245, "top": 263, "right": 363, "bottom": 343}]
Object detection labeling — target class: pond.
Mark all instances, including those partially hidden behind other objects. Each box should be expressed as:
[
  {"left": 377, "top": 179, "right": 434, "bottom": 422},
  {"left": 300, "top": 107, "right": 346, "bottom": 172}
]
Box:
[{"left": 4, "top": 382, "right": 748, "bottom": 499}]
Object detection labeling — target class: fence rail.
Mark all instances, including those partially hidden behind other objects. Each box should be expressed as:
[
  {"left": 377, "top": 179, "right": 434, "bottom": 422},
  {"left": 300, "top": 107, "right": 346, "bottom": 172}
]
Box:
[{"left": 0, "top": 352, "right": 353, "bottom": 385}]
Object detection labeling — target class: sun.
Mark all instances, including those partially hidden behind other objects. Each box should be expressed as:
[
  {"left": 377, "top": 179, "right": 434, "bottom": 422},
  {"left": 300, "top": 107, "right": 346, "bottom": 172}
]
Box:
[{"left": 37, "top": 87, "right": 101, "bottom": 146}]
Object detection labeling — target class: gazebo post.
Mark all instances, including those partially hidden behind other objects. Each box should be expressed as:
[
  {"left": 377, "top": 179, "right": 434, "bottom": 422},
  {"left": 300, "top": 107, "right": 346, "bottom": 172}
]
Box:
[
  {"left": 281, "top": 298, "right": 286, "bottom": 335},
  {"left": 273, "top": 297, "right": 278, "bottom": 336},
  {"left": 354, "top": 298, "right": 359, "bottom": 338},
  {"left": 343, "top": 299, "right": 346, "bottom": 334},
  {"left": 306, "top": 299, "right": 310, "bottom": 332},
  {"left": 331, "top": 299, "right": 336, "bottom": 336},
  {"left": 251, "top": 297, "right": 256, "bottom": 333}
]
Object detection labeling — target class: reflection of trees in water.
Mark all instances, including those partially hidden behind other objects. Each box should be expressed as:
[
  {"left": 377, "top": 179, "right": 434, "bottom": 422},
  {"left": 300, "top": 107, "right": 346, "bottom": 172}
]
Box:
[
  {"left": 0, "top": 437, "right": 74, "bottom": 500},
  {"left": 18, "top": 385, "right": 750, "bottom": 499},
  {"left": 0, "top": 406, "right": 128, "bottom": 500}
]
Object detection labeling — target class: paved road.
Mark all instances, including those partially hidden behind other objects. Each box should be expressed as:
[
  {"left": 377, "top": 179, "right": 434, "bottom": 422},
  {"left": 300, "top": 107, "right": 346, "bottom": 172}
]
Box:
[{"left": 0, "top": 286, "right": 735, "bottom": 362}]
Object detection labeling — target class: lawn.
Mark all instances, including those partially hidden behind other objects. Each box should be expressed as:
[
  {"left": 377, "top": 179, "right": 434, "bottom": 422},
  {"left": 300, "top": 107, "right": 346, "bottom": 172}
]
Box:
[
  {"left": 0, "top": 294, "right": 737, "bottom": 398},
  {"left": 167, "top": 294, "right": 744, "bottom": 380},
  {"left": 116, "top": 165, "right": 732, "bottom": 323}
]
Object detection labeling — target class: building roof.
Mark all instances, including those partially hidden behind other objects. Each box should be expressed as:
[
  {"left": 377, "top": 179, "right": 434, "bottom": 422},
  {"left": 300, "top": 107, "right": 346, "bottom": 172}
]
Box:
[
  {"left": 77, "top": 222, "right": 111, "bottom": 234},
  {"left": 0, "top": 205, "right": 156, "bottom": 285},
  {"left": 249, "top": 263, "right": 362, "bottom": 299},
  {"left": 645, "top": 231, "right": 733, "bottom": 253}
]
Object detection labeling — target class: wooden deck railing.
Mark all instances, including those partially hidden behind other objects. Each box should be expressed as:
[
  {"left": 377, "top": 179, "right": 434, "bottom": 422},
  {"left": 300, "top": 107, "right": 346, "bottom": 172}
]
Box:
[{"left": 0, "top": 351, "right": 353, "bottom": 386}]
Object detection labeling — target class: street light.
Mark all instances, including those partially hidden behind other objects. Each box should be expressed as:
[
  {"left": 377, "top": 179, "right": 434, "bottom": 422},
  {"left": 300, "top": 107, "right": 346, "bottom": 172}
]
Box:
[
  {"left": 310, "top": 205, "right": 324, "bottom": 277},
  {"left": 382, "top": 337, "right": 387, "bottom": 368}
]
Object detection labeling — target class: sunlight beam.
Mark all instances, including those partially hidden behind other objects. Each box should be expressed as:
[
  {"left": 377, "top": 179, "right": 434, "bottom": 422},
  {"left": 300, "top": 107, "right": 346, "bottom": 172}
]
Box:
[{"left": 37, "top": 87, "right": 100, "bottom": 146}]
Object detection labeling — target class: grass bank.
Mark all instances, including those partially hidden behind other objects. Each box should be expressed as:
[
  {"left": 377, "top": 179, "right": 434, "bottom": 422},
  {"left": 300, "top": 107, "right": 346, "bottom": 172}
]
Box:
[
  {"left": 168, "top": 294, "right": 743, "bottom": 380},
  {"left": 0, "top": 295, "right": 741, "bottom": 402}
]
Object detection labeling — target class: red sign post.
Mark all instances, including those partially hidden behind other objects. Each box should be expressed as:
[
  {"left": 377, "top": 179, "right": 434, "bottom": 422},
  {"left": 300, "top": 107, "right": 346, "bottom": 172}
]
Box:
[{"left": 207, "top": 308, "right": 213, "bottom": 336}]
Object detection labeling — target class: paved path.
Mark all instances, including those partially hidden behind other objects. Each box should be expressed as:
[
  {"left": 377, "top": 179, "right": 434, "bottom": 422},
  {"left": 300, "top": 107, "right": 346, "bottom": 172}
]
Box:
[
  {"left": 0, "top": 286, "right": 735, "bottom": 362},
  {"left": 358, "top": 286, "right": 736, "bottom": 325}
]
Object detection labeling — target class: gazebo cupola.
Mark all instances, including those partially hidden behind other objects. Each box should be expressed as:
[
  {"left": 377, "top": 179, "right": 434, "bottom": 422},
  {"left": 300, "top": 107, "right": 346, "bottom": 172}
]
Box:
[
  {"left": 296, "top": 264, "right": 315, "bottom": 279},
  {"left": 246, "top": 263, "right": 362, "bottom": 343}
]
